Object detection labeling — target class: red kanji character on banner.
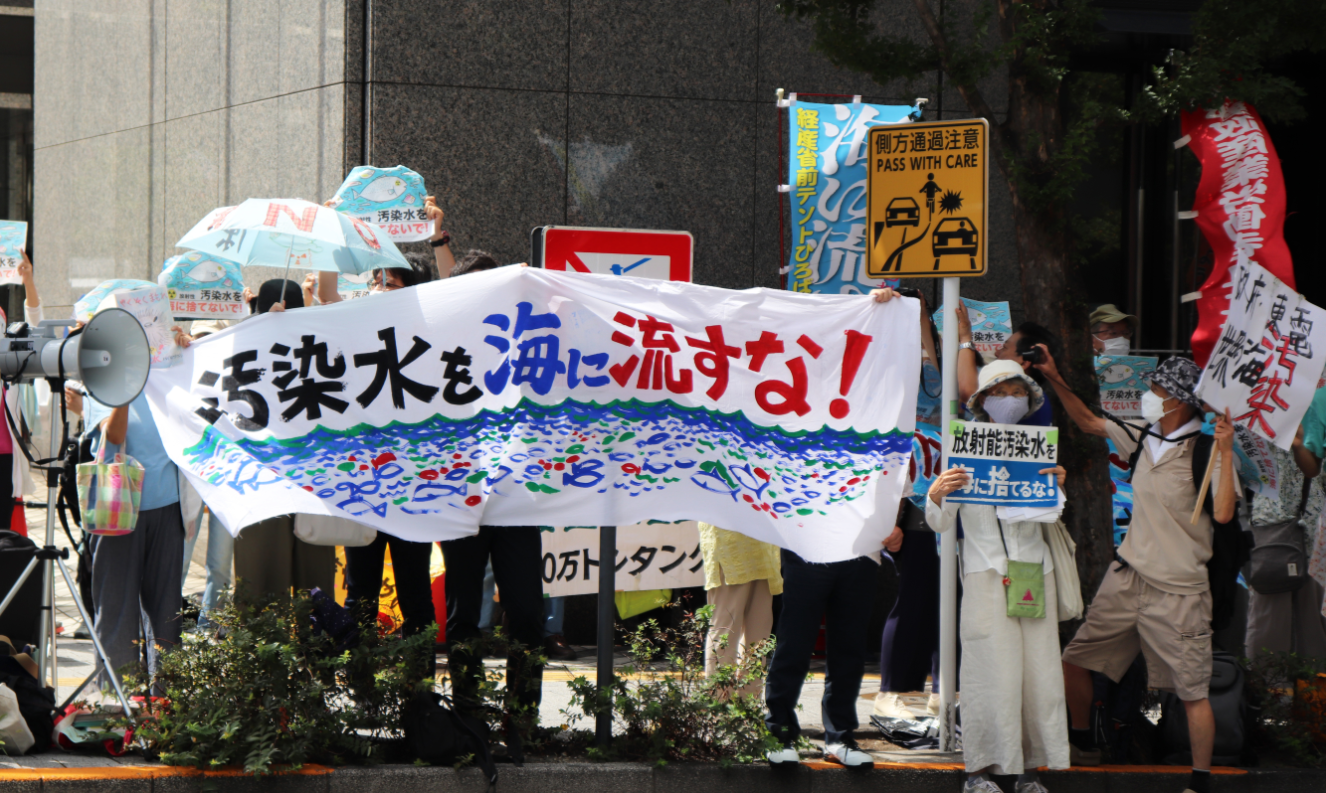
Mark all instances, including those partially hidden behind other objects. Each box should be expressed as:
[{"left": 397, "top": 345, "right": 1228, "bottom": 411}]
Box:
[
  {"left": 608, "top": 311, "right": 692, "bottom": 393},
  {"left": 744, "top": 331, "right": 819, "bottom": 416},
  {"left": 685, "top": 325, "right": 741, "bottom": 399}
]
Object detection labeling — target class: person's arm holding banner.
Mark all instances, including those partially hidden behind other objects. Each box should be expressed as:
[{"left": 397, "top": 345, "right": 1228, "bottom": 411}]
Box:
[
  {"left": 924, "top": 465, "right": 970, "bottom": 535},
  {"left": 954, "top": 301, "right": 980, "bottom": 405},
  {"left": 1030, "top": 344, "right": 1107, "bottom": 437},
  {"left": 425, "top": 197, "right": 455, "bottom": 279},
  {"left": 17, "top": 250, "right": 43, "bottom": 324}
]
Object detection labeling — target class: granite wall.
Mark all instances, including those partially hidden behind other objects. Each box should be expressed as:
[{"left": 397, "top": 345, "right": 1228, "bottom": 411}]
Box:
[
  {"left": 33, "top": 0, "right": 352, "bottom": 314},
  {"left": 35, "top": 1, "right": 1026, "bottom": 320}
]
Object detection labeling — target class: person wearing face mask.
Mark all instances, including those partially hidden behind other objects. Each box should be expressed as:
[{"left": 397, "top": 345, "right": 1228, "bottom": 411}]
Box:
[
  {"left": 1035, "top": 350, "right": 1236, "bottom": 793},
  {"left": 1088, "top": 304, "right": 1135, "bottom": 356},
  {"left": 926, "top": 360, "right": 1070, "bottom": 793}
]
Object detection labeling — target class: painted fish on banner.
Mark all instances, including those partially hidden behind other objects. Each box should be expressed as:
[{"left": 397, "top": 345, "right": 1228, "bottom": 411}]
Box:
[
  {"left": 145, "top": 268, "right": 920, "bottom": 563},
  {"left": 1095, "top": 355, "right": 1157, "bottom": 421},
  {"left": 786, "top": 101, "right": 917, "bottom": 295}
]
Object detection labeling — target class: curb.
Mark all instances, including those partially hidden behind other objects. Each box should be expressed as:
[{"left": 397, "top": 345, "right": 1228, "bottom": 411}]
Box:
[{"left": 0, "top": 761, "right": 1318, "bottom": 792}]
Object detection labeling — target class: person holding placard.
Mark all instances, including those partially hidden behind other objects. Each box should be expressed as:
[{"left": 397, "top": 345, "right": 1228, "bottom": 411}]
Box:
[
  {"left": 1037, "top": 351, "right": 1236, "bottom": 793},
  {"left": 925, "top": 359, "right": 1069, "bottom": 793}
]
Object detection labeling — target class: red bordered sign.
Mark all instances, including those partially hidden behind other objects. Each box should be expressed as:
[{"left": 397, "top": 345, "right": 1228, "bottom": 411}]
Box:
[{"left": 531, "top": 226, "right": 693, "bottom": 283}]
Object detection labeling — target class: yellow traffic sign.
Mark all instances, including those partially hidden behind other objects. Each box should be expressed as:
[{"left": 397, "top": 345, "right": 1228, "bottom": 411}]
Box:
[{"left": 866, "top": 119, "right": 989, "bottom": 278}]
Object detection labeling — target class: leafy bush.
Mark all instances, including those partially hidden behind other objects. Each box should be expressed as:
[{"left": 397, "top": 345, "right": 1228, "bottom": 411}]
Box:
[
  {"left": 1245, "top": 650, "right": 1326, "bottom": 768},
  {"left": 127, "top": 594, "right": 434, "bottom": 775},
  {"left": 560, "top": 603, "right": 780, "bottom": 766}
]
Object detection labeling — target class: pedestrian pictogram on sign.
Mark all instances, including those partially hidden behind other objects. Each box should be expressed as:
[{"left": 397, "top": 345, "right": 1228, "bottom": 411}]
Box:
[
  {"left": 531, "top": 226, "right": 693, "bottom": 282},
  {"left": 865, "top": 119, "right": 989, "bottom": 278}
]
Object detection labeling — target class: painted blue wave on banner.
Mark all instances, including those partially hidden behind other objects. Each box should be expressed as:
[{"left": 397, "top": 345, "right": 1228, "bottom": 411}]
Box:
[{"left": 185, "top": 397, "right": 913, "bottom": 522}]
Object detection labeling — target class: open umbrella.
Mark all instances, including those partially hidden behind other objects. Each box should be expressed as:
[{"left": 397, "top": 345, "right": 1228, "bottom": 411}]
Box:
[{"left": 175, "top": 198, "right": 409, "bottom": 290}]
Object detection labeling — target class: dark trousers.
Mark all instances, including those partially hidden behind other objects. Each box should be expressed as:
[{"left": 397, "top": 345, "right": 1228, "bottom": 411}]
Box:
[
  {"left": 765, "top": 549, "right": 877, "bottom": 745},
  {"left": 440, "top": 526, "right": 544, "bottom": 711},
  {"left": 344, "top": 534, "right": 437, "bottom": 638},
  {"left": 880, "top": 528, "right": 940, "bottom": 693}
]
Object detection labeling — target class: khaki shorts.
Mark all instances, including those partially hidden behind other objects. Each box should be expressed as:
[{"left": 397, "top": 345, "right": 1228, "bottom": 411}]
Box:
[{"left": 1061, "top": 565, "right": 1213, "bottom": 701}]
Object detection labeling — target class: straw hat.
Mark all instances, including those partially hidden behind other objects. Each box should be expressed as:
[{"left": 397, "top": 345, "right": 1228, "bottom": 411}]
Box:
[{"left": 965, "top": 359, "right": 1045, "bottom": 417}]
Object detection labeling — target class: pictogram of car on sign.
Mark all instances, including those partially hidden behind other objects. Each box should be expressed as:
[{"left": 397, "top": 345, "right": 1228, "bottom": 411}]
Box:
[
  {"left": 932, "top": 217, "right": 978, "bottom": 270},
  {"left": 885, "top": 197, "right": 921, "bottom": 227}
]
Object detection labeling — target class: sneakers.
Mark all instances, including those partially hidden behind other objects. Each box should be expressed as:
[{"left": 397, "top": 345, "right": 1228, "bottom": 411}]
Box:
[
  {"left": 544, "top": 634, "right": 578, "bottom": 661},
  {"left": 964, "top": 775, "right": 1003, "bottom": 793},
  {"left": 766, "top": 744, "right": 800, "bottom": 765},
  {"left": 927, "top": 693, "right": 941, "bottom": 714},
  {"left": 872, "top": 691, "right": 909, "bottom": 718},
  {"left": 1069, "top": 743, "right": 1102, "bottom": 767},
  {"left": 824, "top": 739, "right": 874, "bottom": 767},
  {"left": 1015, "top": 778, "right": 1050, "bottom": 793}
]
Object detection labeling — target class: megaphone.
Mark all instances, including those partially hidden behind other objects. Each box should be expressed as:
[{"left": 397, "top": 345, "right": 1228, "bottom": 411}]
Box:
[{"left": 0, "top": 308, "right": 150, "bottom": 407}]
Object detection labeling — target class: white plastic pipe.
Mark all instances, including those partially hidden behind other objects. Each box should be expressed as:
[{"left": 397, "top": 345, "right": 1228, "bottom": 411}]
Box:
[{"left": 938, "top": 276, "right": 960, "bottom": 751}]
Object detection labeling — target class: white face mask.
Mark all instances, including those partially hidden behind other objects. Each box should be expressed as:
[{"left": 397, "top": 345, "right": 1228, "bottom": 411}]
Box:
[
  {"left": 1096, "top": 335, "right": 1130, "bottom": 355},
  {"left": 983, "top": 394, "right": 1030, "bottom": 425},
  {"left": 1140, "top": 391, "right": 1178, "bottom": 424}
]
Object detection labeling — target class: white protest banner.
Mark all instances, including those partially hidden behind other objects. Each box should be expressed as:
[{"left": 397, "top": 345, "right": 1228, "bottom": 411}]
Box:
[
  {"left": 1195, "top": 261, "right": 1326, "bottom": 450},
  {"left": 1095, "top": 355, "right": 1157, "bottom": 421},
  {"left": 145, "top": 267, "right": 920, "bottom": 563},
  {"left": 934, "top": 299, "right": 1011, "bottom": 360},
  {"left": 0, "top": 221, "right": 26, "bottom": 286},
  {"left": 541, "top": 522, "right": 704, "bottom": 597},
  {"left": 944, "top": 420, "right": 1059, "bottom": 508},
  {"left": 102, "top": 285, "right": 181, "bottom": 369},
  {"left": 159, "top": 251, "right": 247, "bottom": 320},
  {"left": 330, "top": 165, "right": 432, "bottom": 243}
]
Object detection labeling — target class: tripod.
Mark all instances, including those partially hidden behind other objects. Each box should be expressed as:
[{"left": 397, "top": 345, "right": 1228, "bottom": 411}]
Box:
[{"left": 0, "top": 377, "right": 133, "bottom": 714}]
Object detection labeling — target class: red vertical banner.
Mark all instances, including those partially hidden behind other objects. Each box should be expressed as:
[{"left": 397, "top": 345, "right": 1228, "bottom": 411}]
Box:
[{"left": 1183, "top": 101, "right": 1294, "bottom": 367}]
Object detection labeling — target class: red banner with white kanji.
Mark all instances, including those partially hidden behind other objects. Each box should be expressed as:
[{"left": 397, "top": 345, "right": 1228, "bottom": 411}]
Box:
[{"left": 1182, "top": 101, "right": 1294, "bottom": 368}]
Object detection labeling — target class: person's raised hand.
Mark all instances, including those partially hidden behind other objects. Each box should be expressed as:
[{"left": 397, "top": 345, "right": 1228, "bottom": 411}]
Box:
[
  {"left": 17, "top": 249, "right": 34, "bottom": 287},
  {"left": 1215, "top": 407, "right": 1235, "bottom": 453},
  {"left": 1039, "top": 465, "right": 1067, "bottom": 488},
  {"left": 242, "top": 286, "right": 254, "bottom": 305},
  {"left": 171, "top": 326, "right": 193, "bottom": 348},
  {"left": 425, "top": 196, "right": 445, "bottom": 237},
  {"left": 882, "top": 525, "right": 904, "bottom": 553},
  {"left": 63, "top": 386, "right": 83, "bottom": 417},
  {"left": 302, "top": 273, "right": 318, "bottom": 305},
  {"left": 870, "top": 287, "right": 898, "bottom": 303},
  {"left": 928, "top": 464, "right": 971, "bottom": 505},
  {"left": 955, "top": 300, "right": 972, "bottom": 342}
]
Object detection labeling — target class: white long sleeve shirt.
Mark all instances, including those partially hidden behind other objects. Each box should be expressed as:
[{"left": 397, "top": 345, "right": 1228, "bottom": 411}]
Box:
[{"left": 925, "top": 496, "right": 1054, "bottom": 577}]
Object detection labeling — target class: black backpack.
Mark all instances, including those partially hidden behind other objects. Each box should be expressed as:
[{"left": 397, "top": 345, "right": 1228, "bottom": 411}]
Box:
[
  {"left": 1122, "top": 426, "right": 1253, "bottom": 631},
  {"left": 403, "top": 690, "right": 497, "bottom": 783},
  {"left": 0, "top": 655, "right": 55, "bottom": 753}
]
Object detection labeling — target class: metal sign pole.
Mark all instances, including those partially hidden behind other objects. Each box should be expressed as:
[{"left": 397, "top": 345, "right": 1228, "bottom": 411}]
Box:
[
  {"left": 595, "top": 525, "right": 617, "bottom": 747},
  {"left": 937, "top": 276, "right": 960, "bottom": 751}
]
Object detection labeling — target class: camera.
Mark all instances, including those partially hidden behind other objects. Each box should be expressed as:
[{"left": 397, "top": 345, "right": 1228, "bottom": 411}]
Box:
[{"left": 1016, "top": 337, "right": 1043, "bottom": 364}]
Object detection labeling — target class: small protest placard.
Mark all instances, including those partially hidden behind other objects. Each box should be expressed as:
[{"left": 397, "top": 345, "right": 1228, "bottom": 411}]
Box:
[
  {"left": 934, "top": 298, "right": 1011, "bottom": 359},
  {"left": 159, "top": 252, "right": 247, "bottom": 319},
  {"left": 541, "top": 522, "right": 705, "bottom": 597},
  {"left": 944, "top": 420, "right": 1059, "bottom": 508},
  {"left": 1096, "top": 355, "right": 1158, "bottom": 421},
  {"left": 100, "top": 285, "right": 181, "bottom": 369},
  {"left": 329, "top": 165, "right": 431, "bottom": 243},
  {"left": 336, "top": 271, "right": 373, "bottom": 301},
  {"left": 1231, "top": 422, "right": 1279, "bottom": 499},
  {"left": 1196, "top": 261, "right": 1326, "bottom": 450},
  {"left": 0, "top": 221, "right": 27, "bottom": 286}
]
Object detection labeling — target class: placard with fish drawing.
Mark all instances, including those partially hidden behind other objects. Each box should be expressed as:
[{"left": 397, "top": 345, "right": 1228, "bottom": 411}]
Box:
[
  {"left": 159, "top": 252, "right": 247, "bottom": 319},
  {"left": 1095, "top": 355, "right": 1157, "bottom": 421},
  {"left": 329, "top": 165, "right": 432, "bottom": 243},
  {"left": 0, "top": 220, "right": 26, "bottom": 286},
  {"left": 933, "top": 298, "right": 1011, "bottom": 359}
]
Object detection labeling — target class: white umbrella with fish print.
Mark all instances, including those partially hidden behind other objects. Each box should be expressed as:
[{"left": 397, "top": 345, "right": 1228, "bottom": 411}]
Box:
[{"left": 175, "top": 198, "right": 410, "bottom": 304}]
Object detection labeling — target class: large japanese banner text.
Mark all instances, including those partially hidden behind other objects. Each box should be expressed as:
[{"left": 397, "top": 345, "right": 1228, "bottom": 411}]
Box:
[
  {"left": 542, "top": 523, "right": 704, "bottom": 597},
  {"left": 146, "top": 268, "right": 920, "bottom": 563}
]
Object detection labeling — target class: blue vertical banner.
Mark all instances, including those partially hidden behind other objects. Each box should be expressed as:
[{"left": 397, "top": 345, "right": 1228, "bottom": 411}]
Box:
[{"left": 786, "top": 100, "right": 918, "bottom": 294}]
